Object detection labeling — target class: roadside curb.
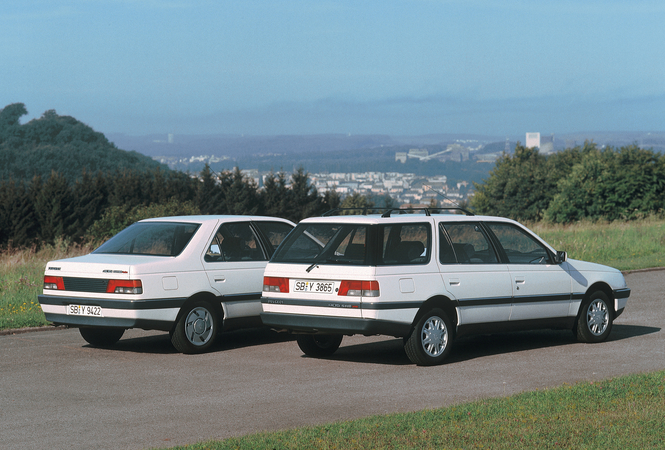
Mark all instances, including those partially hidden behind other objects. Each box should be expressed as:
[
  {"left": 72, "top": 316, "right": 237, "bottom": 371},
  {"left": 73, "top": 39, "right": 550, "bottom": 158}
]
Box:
[
  {"left": 622, "top": 266, "right": 665, "bottom": 275},
  {"left": 0, "top": 325, "right": 67, "bottom": 336}
]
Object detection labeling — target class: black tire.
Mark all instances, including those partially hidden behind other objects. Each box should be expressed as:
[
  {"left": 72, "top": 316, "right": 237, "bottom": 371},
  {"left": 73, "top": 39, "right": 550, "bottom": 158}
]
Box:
[
  {"left": 296, "top": 334, "right": 343, "bottom": 357},
  {"left": 171, "top": 300, "right": 220, "bottom": 354},
  {"left": 79, "top": 327, "right": 125, "bottom": 347},
  {"left": 576, "top": 291, "right": 613, "bottom": 343},
  {"left": 404, "top": 308, "right": 453, "bottom": 366}
]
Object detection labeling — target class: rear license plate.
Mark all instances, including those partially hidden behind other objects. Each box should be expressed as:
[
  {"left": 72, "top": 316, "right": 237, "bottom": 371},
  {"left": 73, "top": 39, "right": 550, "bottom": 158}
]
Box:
[
  {"left": 66, "top": 304, "right": 103, "bottom": 317},
  {"left": 293, "top": 280, "right": 335, "bottom": 294}
]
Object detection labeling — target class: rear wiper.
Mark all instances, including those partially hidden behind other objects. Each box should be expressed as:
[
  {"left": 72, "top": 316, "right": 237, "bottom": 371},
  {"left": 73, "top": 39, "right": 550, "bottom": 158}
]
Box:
[{"left": 306, "top": 255, "right": 339, "bottom": 273}]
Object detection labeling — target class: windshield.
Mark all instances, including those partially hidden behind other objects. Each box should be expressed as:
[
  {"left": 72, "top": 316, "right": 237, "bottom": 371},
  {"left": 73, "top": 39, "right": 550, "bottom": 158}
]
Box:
[{"left": 94, "top": 222, "right": 200, "bottom": 256}]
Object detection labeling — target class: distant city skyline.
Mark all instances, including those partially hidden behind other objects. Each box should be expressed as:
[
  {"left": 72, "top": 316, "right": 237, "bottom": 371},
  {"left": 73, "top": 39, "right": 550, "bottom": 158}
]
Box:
[{"left": 3, "top": 1, "right": 664, "bottom": 137}]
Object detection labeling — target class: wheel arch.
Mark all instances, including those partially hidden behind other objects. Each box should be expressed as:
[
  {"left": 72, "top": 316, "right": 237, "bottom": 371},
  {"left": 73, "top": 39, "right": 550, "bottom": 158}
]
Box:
[
  {"left": 171, "top": 291, "right": 224, "bottom": 333},
  {"left": 583, "top": 282, "right": 616, "bottom": 315},
  {"left": 573, "top": 282, "right": 616, "bottom": 334},
  {"left": 412, "top": 295, "right": 458, "bottom": 338}
]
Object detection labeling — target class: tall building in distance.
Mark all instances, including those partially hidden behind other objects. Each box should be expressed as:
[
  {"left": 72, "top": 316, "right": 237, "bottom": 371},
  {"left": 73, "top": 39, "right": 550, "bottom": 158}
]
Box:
[
  {"left": 540, "top": 134, "right": 554, "bottom": 153},
  {"left": 526, "top": 132, "right": 555, "bottom": 153},
  {"left": 526, "top": 132, "right": 540, "bottom": 149}
]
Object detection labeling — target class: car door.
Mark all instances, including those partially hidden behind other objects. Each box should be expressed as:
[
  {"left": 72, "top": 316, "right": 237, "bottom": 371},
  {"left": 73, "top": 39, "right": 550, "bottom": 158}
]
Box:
[
  {"left": 484, "top": 222, "right": 572, "bottom": 321},
  {"left": 202, "top": 221, "right": 270, "bottom": 318},
  {"left": 438, "top": 222, "right": 513, "bottom": 326}
]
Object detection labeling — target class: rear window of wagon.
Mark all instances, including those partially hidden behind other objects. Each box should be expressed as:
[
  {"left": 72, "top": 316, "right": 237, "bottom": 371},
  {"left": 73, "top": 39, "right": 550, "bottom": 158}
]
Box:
[
  {"left": 271, "top": 222, "right": 431, "bottom": 266},
  {"left": 94, "top": 222, "right": 201, "bottom": 256}
]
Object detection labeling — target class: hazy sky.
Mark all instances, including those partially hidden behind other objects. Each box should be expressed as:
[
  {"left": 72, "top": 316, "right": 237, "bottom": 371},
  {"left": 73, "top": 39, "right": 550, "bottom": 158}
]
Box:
[{"left": 2, "top": 0, "right": 664, "bottom": 137}]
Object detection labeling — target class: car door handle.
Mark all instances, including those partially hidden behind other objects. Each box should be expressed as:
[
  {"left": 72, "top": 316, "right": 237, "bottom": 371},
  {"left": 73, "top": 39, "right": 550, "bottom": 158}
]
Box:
[
  {"left": 449, "top": 278, "right": 460, "bottom": 286},
  {"left": 214, "top": 277, "right": 226, "bottom": 283},
  {"left": 515, "top": 277, "right": 525, "bottom": 284}
]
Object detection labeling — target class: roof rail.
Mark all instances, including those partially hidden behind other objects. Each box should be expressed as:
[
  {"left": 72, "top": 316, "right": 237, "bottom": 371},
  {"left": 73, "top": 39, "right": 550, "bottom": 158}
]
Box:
[
  {"left": 322, "top": 207, "right": 475, "bottom": 217},
  {"left": 381, "top": 207, "right": 474, "bottom": 218},
  {"left": 322, "top": 207, "right": 391, "bottom": 216}
]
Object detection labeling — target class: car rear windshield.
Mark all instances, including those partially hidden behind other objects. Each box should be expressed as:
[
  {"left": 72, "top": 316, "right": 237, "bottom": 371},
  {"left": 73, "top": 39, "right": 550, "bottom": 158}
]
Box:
[
  {"left": 272, "top": 223, "right": 369, "bottom": 265},
  {"left": 271, "top": 222, "right": 430, "bottom": 266},
  {"left": 94, "top": 222, "right": 201, "bottom": 256}
]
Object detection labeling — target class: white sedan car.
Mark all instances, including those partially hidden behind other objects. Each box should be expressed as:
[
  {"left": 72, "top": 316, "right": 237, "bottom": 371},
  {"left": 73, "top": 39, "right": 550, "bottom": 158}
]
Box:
[
  {"left": 261, "top": 209, "right": 631, "bottom": 365},
  {"left": 39, "top": 215, "right": 294, "bottom": 353}
]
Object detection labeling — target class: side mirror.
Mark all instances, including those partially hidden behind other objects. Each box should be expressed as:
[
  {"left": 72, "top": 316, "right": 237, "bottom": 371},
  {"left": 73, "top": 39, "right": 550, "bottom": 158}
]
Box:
[{"left": 553, "top": 251, "right": 567, "bottom": 264}]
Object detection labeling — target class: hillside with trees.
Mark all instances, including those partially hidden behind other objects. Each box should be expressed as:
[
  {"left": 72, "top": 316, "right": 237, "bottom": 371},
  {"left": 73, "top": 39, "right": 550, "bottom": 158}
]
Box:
[
  {"left": 471, "top": 142, "right": 665, "bottom": 222},
  {"left": 0, "top": 103, "right": 164, "bottom": 182},
  {"left": 0, "top": 103, "right": 342, "bottom": 250}
]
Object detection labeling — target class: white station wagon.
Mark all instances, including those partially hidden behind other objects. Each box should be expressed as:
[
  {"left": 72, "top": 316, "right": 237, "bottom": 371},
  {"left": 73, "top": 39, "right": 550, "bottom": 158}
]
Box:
[
  {"left": 260, "top": 209, "right": 631, "bottom": 365},
  {"left": 38, "top": 215, "right": 294, "bottom": 353}
]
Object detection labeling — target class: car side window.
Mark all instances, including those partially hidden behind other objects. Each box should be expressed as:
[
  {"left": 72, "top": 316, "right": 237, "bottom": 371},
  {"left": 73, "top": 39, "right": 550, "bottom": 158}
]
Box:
[
  {"left": 205, "top": 222, "right": 267, "bottom": 262},
  {"left": 380, "top": 223, "right": 430, "bottom": 265},
  {"left": 253, "top": 221, "right": 294, "bottom": 254},
  {"left": 485, "top": 222, "right": 551, "bottom": 264},
  {"left": 441, "top": 222, "right": 498, "bottom": 264}
]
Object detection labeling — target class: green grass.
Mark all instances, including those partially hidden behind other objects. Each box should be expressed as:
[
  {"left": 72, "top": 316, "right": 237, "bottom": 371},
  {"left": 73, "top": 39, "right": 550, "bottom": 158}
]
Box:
[
  {"left": 0, "top": 240, "right": 93, "bottom": 330},
  {"left": 163, "top": 371, "right": 665, "bottom": 450},
  {"left": 531, "top": 217, "right": 665, "bottom": 271}
]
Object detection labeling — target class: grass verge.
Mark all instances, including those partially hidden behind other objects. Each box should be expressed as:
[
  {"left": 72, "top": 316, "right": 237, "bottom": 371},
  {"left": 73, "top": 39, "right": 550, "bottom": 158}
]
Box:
[
  {"left": 531, "top": 216, "right": 665, "bottom": 271},
  {"left": 0, "top": 240, "right": 93, "bottom": 330},
  {"left": 163, "top": 370, "right": 665, "bottom": 450}
]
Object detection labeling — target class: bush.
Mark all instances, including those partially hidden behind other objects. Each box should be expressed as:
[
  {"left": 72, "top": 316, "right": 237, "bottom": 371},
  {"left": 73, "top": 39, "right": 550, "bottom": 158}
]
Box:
[{"left": 472, "top": 143, "right": 665, "bottom": 223}]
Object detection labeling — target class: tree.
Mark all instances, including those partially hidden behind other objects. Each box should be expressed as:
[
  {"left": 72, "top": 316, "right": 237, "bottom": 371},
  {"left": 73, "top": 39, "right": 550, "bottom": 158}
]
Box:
[
  {"left": 0, "top": 179, "right": 36, "bottom": 247},
  {"left": 0, "top": 103, "right": 27, "bottom": 147},
  {"left": 321, "top": 188, "right": 342, "bottom": 213},
  {"left": 340, "top": 193, "right": 375, "bottom": 212},
  {"left": 86, "top": 198, "right": 200, "bottom": 243},
  {"left": 545, "top": 144, "right": 665, "bottom": 222},
  {"left": 31, "top": 171, "right": 74, "bottom": 245},
  {"left": 67, "top": 170, "right": 109, "bottom": 240},
  {"left": 471, "top": 144, "right": 553, "bottom": 221},
  {"left": 108, "top": 170, "right": 148, "bottom": 207},
  {"left": 287, "top": 167, "right": 322, "bottom": 222},
  {"left": 220, "top": 167, "right": 260, "bottom": 215},
  {"left": 196, "top": 164, "right": 222, "bottom": 214},
  {"left": 0, "top": 103, "right": 27, "bottom": 130},
  {"left": 260, "top": 170, "right": 290, "bottom": 218}
]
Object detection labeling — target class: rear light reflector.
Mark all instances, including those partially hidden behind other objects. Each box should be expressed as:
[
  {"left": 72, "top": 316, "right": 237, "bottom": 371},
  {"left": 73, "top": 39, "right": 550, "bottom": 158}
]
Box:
[
  {"left": 263, "top": 276, "right": 289, "bottom": 293},
  {"left": 107, "top": 280, "right": 143, "bottom": 294},
  {"left": 44, "top": 276, "right": 65, "bottom": 290},
  {"left": 338, "top": 280, "right": 379, "bottom": 297}
]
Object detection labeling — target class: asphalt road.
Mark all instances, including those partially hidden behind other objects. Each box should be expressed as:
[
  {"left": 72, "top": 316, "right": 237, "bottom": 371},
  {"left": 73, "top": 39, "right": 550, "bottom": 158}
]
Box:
[{"left": 1, "top": 270, "right": 664, "bottom": 450}]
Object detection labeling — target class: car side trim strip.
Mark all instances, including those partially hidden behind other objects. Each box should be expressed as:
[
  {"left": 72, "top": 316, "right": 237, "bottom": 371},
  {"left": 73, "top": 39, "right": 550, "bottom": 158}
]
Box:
[
  {"left": 39, "top": 295, "right": 188, "bottom": 310},
  {"left": 39, "top": 292, "right": 262, "bottom": 310},
  {"left": 262, "top": 293, "right": 576, "bottom": 310}
]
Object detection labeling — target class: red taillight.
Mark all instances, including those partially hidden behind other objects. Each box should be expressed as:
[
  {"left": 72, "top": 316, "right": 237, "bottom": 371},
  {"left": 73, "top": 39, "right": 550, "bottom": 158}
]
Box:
[
  {"left": 44, "top": 276, "right": 65, "bottom": 290},
  {"left": 263, "top": 276, "right": 289, "bottom": 293},
  {"left": 107, "top": 280, "right": 143, "bottom": 294},
  {"left": 338, "top": 280, "right": 379, "bottom": 297}
]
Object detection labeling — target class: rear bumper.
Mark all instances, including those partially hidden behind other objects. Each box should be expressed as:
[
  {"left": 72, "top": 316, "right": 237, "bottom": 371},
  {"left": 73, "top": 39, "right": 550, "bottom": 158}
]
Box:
[
  {"left": 260, "top": 312, "right": 412, "bottom": 337},
  {"left": 38, "top": 294, "right": 186, "bottom": 331}
]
